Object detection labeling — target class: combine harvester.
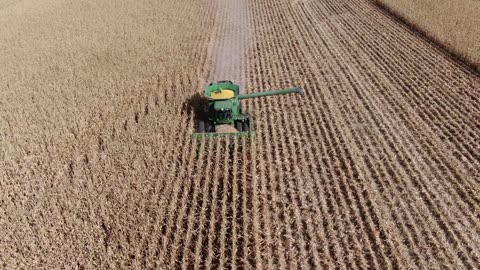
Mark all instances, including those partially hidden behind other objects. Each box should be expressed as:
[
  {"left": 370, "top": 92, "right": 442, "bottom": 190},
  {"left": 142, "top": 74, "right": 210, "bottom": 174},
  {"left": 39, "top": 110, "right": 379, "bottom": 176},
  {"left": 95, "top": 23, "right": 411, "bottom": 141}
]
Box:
[{"left": 192, "top": 80, "right": 304, "bottom": 141}]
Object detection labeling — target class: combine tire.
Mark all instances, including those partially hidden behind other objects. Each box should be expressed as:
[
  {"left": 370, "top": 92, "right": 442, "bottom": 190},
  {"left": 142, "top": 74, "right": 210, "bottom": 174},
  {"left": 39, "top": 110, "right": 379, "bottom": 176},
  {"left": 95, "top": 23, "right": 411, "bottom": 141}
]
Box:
[
  {"left": 235, "top": 121, "right": 243, "bottom": 132},
  {"left": 206, "top": 121, "right": 215, "bottom": 132},
  {"left": 243, "top": 122, "right": 250, "bottom": 132},
  {"left": 198, "top": 119, "right": 206, "bottom": 133}
]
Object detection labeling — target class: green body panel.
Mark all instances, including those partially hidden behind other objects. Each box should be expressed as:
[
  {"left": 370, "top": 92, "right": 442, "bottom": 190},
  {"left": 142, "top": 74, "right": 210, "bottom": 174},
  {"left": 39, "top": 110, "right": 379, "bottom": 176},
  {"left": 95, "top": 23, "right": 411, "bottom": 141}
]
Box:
[{"left": 192, "top": 81, "right": 303, "bottom": 140}]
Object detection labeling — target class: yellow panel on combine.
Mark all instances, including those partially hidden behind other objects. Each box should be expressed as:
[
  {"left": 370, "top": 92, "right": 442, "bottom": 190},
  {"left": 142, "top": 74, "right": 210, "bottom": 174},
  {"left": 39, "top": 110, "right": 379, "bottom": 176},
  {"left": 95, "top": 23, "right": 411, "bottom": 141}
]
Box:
[{"left": 209, "top": 89, "right": 235, "bottom": 99}]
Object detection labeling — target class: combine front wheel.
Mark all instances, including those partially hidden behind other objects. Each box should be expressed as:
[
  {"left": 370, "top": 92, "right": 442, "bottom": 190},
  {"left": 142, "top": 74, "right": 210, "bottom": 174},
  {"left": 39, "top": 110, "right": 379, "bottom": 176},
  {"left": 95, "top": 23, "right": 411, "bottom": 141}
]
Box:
[{"left": 243, "top": 122, "right": 250, "bottom": 132}]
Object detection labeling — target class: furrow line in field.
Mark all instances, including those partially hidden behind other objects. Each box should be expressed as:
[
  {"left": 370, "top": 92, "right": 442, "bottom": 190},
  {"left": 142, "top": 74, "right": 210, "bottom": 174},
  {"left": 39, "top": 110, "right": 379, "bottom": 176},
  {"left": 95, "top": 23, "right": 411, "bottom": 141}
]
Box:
[
  {"left": 327, "top": 20, "right": 458, "bottom": 268},
  {"left": 180, "top": 141, "right": 207, "bottom": 269},
  {"left": 286, "top": 2, "right": 400, "bottom": 268},
  {"left": 272, "top": 21, "right": 337, "bottom": 267},
  {"left": 284, "top": 84, "right": 368, "bottom": 267},
  {"left": 330, "top": 1, "right": 480, "bottom": 207},
  {"left": 291, "top": 96, "right": 345, "bottom": 268},
  {"left": 273, "top": 99, "right": 312, "bottom": 268},
  {"left": 286, "top": 4, "right": 402, "bottom": 268},
  {"left": 158, "top": 139, "right": 197, "bottom": 263},
  {"left": 218, "top": 138, "right": 234, "bottom": 268},
  {"left": 322, "top": 15, "right": 479, "bottom": 266},
  {"left": 248, "top": 50, "right": 275, "bottom": 270},
  {"left": 296, "top": 3, "right": 428, "bottom": 266},
  {"left": 262, "top": 15, "right": 318, "bottom": 266},
  {"left": 336, "top": 24, "right": 480, "bottom": 226},
  {"left": 160, "top": 145, "right": 198, "bottom": 265},
  {"left": 264, "top": 93, "right": 297, "bottom": 268},
  {"left": 243, "top": 138, "right": 259, "bottom": 268},
  {"left": 251, "top": 31, "right": 294, "bottom": 267},
  {"left": 334, "top": 15, "right": 480, "bottom": 215},
  {"left": 292, "top": 54, "right": 375, "bottom": 269},
  {"left": 345, "top": 0, "right": 479, "bottom": 101},
  {"left": 352, "top": 2, "right": 480, "bottom": 139},
  {"left": 264, "top": 7, "right": 348, "bottom": 266},
  {"left": 249, "top": 0, "right": 299, "bottom": 267},
  {"left": 236, "top": 137, "right": 256, "bottom": 268},
  {"left": 355, "top": 0, "right": 480, "bottom": 106},
  {"left": 149, "top": 113, "right": 195, "bottom": 266},
  {"left": 258, "top": 105, "right": 287, "bottom": 269},
  {"left": 167, "top": 148, "right": 199, "bottom": 267},
  {"left": 139, "top": 111, "right": 186, "bottom": 266},
  {"left": 204, "top": 140, "right": 230, "bottom": 269},
  {"left": 270, "top": 2, "right": 361, "bottom": 268},
  {"left": 282, "top": 103, "right": 334, "bottom": 268},
  {"left": 320, "top": 21, "right": 455, "bottom": 266},
  {"left": 192, "top": 141, "right": 217, "bottom": 269},
  {"left": 337, "top": 4, "right": 480, "bottom": 168},
  {"left": 316, "top": 60, "right": 401, "bottom": 268},
  {"left": 334, "top": 14, "right": 476, "bottom": 260},
  {"left": 229, "top": 138, "right": 240, "bottom": 268}
]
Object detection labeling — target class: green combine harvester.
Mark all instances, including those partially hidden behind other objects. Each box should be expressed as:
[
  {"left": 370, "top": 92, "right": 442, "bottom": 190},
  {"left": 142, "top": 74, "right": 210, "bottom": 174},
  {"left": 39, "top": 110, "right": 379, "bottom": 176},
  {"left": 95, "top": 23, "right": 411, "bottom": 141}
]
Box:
[{"left": 192, "top": 80, "right": 304, "bottom": 140}]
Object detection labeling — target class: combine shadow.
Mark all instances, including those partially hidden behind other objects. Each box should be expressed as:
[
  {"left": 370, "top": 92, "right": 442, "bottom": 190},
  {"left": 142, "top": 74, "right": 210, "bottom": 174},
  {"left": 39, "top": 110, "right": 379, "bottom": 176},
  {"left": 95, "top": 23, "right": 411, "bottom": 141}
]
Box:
[{"left": 183, "top": 92, "right": 209, "bottom": 130}]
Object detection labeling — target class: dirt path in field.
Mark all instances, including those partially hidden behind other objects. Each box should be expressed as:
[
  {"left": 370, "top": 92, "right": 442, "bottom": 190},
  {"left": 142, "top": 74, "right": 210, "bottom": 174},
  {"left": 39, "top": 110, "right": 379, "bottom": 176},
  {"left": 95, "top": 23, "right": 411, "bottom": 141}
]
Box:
[{"left": 206, "top": 0, "right": 254, "bottom": 92}]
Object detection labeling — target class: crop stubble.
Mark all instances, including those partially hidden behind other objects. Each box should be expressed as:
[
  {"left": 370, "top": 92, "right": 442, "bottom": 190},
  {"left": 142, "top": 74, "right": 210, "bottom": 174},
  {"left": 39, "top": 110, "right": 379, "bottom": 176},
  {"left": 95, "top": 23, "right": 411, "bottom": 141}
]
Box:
[
  {"left": 0, "top": 0, "right": 479, "bottom": 269},
  {"left": 246, "top": 0, "right": 479, "bottom": 268}
]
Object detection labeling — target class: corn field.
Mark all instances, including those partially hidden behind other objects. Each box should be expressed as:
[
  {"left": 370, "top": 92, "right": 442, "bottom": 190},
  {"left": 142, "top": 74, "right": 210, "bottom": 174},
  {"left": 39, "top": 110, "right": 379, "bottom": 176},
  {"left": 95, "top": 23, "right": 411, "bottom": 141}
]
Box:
[{"left": 0, "top": 0, "right": 479, "bottom": 269}]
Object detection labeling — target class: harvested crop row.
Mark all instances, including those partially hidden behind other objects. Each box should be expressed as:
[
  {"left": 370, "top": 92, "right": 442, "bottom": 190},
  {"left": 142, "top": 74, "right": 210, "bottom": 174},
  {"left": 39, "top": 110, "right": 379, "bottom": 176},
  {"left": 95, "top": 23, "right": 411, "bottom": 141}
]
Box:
[{"left": 245, "top": 0, "right": 479, "bottom": 268}]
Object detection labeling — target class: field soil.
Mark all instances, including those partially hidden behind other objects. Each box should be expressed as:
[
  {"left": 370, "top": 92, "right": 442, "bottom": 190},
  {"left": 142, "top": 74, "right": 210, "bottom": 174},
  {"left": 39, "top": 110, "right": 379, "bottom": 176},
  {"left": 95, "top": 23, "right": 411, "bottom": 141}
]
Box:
[{"left": 1, "top": 0, "right": 479, "bottom": 269}]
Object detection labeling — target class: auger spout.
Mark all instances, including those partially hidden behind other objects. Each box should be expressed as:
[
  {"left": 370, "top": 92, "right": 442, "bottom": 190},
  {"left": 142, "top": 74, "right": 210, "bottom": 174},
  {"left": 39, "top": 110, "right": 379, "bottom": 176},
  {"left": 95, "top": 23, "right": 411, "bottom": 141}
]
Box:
[{"left": 237, "top": 87, "right": 304, "bottom": 100}]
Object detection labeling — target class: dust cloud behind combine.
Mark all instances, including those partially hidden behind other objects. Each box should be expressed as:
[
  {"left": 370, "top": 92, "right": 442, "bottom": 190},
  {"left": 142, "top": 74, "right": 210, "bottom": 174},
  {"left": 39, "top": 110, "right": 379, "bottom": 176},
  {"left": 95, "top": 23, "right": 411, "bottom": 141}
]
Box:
[{"left": 207, "top": 0, "right": 254, "bottom": 92}]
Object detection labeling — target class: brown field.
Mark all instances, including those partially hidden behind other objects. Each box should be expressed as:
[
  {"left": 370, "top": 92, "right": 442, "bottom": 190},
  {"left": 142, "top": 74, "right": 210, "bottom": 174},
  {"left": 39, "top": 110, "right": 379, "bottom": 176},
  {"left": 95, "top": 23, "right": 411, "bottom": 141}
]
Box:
[
  {"left": 375, "top": 0, "right": 480, "bottom": 70},
  {"left": 1, "top": 0, "right": 479, "bottom": 269}
]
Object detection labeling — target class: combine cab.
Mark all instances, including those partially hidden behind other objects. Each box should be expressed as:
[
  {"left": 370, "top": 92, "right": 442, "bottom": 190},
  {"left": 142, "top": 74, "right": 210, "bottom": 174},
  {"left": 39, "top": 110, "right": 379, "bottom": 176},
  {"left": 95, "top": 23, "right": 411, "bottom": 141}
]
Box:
[{"left": 192, "top": 80, "right": 304, "bottom": 141}]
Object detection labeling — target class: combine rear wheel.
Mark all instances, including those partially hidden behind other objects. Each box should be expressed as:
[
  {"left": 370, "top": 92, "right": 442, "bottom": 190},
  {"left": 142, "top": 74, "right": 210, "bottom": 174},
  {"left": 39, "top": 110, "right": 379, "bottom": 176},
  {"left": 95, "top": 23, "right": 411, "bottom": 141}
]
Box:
[
  {"left": 242, "top": 121, "right": 250, "bottom": 132},
  {"left": 235, "top": 121, "right": 243, "bottom": 132},
  {"left": 206, "top": 121, "right": 215, "bottom": 132}
]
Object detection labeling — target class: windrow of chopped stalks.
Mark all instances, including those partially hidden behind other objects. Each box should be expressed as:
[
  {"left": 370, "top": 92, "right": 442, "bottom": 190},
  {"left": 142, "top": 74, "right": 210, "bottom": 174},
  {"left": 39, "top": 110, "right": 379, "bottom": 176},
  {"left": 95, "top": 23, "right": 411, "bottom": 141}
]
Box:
[{"left": 1, "top": 0, "right": 479, "bottom": 269}]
